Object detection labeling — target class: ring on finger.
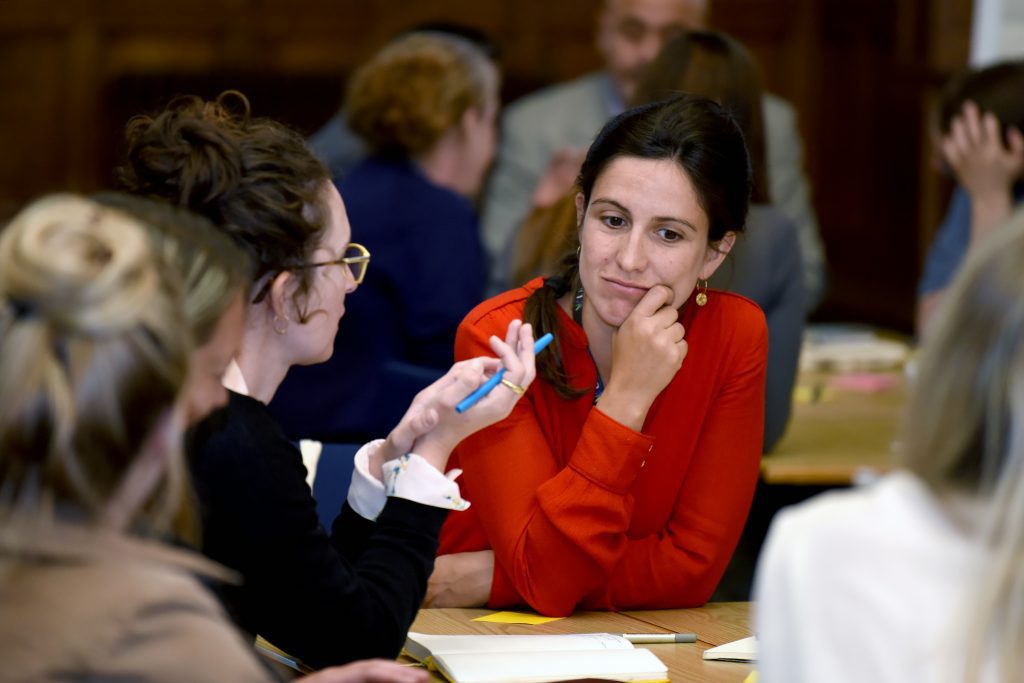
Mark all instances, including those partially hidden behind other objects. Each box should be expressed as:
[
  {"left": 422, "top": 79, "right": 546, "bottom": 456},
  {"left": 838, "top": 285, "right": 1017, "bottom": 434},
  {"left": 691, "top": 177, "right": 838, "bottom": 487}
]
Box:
[{"left": 500, "top": 378, "right": 526, "bottom": 396}]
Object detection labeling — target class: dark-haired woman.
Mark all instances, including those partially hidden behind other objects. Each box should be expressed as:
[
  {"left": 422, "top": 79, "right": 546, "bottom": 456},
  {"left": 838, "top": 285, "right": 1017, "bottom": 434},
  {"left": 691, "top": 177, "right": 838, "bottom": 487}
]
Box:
[
  {"left": 119, "top": 92, "right": 536, "bottom": 668},
  {"left": 432, "top": 94, "right": 768, "bottom": 616}
]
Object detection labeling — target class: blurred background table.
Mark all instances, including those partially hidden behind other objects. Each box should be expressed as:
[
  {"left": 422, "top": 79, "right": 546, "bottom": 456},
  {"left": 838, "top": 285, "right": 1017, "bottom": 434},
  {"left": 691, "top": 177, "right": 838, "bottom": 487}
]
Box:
[{"left": 762, "top": 368, "right": 906, "bottom": 485}]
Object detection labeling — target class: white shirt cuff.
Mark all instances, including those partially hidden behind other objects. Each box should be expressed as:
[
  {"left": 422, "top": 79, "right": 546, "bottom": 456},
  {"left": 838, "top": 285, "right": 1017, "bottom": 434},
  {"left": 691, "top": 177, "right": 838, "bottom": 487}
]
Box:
[
  {"left": 348, "top": 441, "right": 388, "bottom": 521},
  {"left": 347, "top": 439, "right": 470, "bottom": 521}
]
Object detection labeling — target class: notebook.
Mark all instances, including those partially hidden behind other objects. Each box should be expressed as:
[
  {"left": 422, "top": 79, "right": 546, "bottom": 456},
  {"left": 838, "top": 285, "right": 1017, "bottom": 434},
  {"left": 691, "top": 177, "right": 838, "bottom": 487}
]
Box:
[
  {"left": 701, "top": 635, "right": 758, "bottom": 662},
  {"left": 403, "top": 632, "right": 669, "bottom": 683}
]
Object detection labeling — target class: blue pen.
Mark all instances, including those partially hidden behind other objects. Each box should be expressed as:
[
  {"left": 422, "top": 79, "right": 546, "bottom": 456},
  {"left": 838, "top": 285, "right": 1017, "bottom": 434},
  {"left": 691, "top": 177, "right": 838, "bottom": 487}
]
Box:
[{"left": 455, "top": 332, "right": 553, "bottom": 413}]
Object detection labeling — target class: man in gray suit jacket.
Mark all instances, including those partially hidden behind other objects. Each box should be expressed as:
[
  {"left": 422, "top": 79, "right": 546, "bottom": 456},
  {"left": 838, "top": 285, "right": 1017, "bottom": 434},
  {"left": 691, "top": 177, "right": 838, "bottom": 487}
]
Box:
[{"left": 482, "top": 0, "right": 826, "bottom": 308}]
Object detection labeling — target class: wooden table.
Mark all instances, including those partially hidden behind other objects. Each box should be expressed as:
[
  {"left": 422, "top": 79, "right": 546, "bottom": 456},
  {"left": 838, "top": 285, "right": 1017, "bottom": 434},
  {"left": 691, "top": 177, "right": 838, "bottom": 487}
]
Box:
[
  {"left": 761, "top": 370, "right": 906, "bottom": 485},
  {"left": 406, "top": 604, "right": 753, "bottom": 682}
]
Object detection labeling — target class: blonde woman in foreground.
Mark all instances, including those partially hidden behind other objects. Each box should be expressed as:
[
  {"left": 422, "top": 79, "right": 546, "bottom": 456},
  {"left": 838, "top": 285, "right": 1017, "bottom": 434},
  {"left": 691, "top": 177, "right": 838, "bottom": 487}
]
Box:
[
  {"left": 755, "top": 206, "right": 1024, "bottom": 682},
  {"left": 0, "top": 195, "right": 424, "bottom": 683}
]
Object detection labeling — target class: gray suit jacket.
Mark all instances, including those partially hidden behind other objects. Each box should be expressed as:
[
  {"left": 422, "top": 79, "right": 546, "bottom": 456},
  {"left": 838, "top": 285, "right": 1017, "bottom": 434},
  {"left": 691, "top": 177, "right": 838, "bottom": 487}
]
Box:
[
  {"left": 710, "top": 204, "right": 804, "bottom": 451},
  {"left": 482, "top": 71, "right": 826, "bottom": 308}
]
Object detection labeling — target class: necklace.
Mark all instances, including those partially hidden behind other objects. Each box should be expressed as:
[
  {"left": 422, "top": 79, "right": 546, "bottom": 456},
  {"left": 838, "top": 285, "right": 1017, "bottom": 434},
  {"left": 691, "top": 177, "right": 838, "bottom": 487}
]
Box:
[{"left": 573, "top": 287, "right": 605, "bottom": 404}]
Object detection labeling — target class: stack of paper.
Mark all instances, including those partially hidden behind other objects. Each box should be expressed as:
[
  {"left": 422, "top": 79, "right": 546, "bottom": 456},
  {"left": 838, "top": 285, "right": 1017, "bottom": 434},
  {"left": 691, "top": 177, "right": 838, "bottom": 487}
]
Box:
[{"left": 799, "top": 324, "right": 910, "bottom": 372}]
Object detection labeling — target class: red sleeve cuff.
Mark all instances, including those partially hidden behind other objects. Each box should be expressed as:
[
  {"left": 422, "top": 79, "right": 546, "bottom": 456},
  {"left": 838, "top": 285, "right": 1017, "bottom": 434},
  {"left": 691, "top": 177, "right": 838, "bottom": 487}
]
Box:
[
  {"left": 488, "top": 557, "right": 520, "bottom": 608},
  {"left": 567, "top": 408, "right": 654, "bottom": 494}
]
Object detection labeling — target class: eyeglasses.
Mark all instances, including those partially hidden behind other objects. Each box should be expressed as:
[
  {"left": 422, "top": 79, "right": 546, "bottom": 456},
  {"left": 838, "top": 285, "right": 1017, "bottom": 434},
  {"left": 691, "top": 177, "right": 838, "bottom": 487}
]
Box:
[
  {"left": 249, "top": 243, "right": 371, "bottom": 305},
  {"left": 297, "top": 242, "right": 371, "bottom": 285}
]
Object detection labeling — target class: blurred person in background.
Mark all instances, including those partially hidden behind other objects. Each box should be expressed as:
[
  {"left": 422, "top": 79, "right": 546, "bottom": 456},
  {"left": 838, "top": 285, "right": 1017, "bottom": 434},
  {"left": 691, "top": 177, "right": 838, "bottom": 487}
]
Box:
[
  {"left": 633, "top": 29, "right": 804, "bottom": 453},
  {"left": 308, "top": 23, "right": 500, "bottom": 182},
  {"left": 917, "top": 60, "right": 1024, "bottom": 335}
]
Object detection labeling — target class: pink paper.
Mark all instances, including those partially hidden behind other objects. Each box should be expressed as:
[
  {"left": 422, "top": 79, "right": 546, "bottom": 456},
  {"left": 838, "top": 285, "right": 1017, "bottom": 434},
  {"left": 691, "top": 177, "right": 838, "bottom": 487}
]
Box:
[{"left": 830, "top": 372, "right": 898, "bottom": 393}]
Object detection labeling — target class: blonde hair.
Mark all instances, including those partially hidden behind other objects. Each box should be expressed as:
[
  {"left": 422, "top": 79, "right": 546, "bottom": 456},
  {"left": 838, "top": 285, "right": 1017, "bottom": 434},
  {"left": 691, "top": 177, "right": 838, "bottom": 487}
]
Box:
[
  {"left": 900, "top": 207, "right": 1024, "bottom": 681},
  {"left": 346, "top": 32, "right": 498, "bottom": 157},
  {"left": 92, "top": 193, "right": 250, "bottom": 345},
  {"left": 0, "top": 195, "right": 190, "bottom": 535}
]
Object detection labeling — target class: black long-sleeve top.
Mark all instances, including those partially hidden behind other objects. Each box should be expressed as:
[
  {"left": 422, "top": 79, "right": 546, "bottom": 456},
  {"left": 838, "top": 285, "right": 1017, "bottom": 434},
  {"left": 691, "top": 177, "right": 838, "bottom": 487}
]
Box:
[{"left": 189, "top": 391, "right": 446, "bottom": 669}]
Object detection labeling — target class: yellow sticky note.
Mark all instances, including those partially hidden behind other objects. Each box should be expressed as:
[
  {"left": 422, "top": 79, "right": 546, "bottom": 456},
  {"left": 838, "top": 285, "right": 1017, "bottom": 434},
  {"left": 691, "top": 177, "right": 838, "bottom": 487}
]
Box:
[
  {"left": 743, "top": 671, "right": 758, "bottom": 683},
  {"left": 472, "top": 611, "right": 564, "bottom": 625},
  {"left": 793, "top": 385, "right": 834, "bottom": 404}
]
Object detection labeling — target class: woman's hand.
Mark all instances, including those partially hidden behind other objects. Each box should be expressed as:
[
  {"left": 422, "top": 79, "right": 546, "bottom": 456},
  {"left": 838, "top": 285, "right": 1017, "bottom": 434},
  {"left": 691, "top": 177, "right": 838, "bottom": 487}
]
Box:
[
  {"left": 425, "top": 550, "right": 495, "bottom": 608},
  {"left": 531, "top": 147, "right": 587, "bottom": 209},
  {"left": 299, "top": 660, "right": 427, "bottom": 683},
  {"left": 383, "top": 320, "right": 537, "bottom": 473},
  {"left": 599, "top": 285, "right": 686, "bottom": 431},
  {"left": 372, "top": 394, "right": 442, "bottom": 480}
]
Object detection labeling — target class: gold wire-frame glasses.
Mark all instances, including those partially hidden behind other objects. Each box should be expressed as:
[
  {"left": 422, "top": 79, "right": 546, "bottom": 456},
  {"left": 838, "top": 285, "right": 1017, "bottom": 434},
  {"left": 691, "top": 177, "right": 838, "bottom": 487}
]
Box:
[
  {"left": 297, "top": 242, "right": 371, "bottom": 285},
  {"left": 249, "top": 243, "right": 371, "bottom": 305}
]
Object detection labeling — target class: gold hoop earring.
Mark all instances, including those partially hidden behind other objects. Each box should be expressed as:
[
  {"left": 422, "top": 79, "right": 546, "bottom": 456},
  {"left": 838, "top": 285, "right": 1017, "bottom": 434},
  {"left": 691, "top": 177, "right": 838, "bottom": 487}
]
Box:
[
  {"left": 695, "top": 279, "right": 708, "bottom": 307},
  {"left": 273, "top": 314, "right": 288, "bottom": 335}
]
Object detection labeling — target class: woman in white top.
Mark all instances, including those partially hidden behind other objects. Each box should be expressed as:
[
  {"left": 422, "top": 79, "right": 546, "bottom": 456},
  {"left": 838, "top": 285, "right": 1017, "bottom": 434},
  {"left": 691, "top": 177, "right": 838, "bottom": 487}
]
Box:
[{"left": 755, "top": 207, "right": 1024, "bottom": 682}]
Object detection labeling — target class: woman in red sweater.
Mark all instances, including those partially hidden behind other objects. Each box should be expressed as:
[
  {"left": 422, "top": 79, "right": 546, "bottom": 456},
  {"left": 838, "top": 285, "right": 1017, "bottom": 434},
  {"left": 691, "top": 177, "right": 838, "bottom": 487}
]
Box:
[{"left": 432, "top": 94, "right": 768, "bottom": 616}]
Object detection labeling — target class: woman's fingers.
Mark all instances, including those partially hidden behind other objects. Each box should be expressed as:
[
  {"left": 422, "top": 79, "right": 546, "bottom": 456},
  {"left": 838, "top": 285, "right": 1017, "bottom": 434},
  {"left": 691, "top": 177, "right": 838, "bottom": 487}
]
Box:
[
  {"left": 517, "top": 322, "right": 538, "bottom": 385},
  {"left": 488, "top": 321, "right": 536, "bottom": 391},
  {"left": 503, "top": 317, "right": 523, "bottom": 348},
  {"left": 382, "top": 405, "right": 438, "bottom": 461},
  {"left": 1007, "top": 126, "right": 1024, "bottom": 169}
]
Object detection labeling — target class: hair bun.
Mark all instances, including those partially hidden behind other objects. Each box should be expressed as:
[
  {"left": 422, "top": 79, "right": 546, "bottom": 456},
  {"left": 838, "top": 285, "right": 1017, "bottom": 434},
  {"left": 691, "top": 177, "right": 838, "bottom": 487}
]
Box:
[
  {"left": 120, "top": 96, "right": 243, "bottom": 214},
  {"left": 0, "top": 195, "right": 161, "bottom": 337}
]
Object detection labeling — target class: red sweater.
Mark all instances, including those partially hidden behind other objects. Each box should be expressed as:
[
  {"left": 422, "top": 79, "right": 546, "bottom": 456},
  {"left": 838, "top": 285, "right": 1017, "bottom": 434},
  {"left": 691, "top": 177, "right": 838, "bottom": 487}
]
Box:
[{"left": 439, "top": 279, "right": 768, "bottom": 616}]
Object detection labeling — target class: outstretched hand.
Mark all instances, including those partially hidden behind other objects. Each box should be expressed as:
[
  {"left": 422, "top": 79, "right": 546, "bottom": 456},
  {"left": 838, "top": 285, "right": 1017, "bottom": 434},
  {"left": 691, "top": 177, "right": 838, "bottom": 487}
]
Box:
[{"left": 381, "top": 319, "right": 537, "bottom": 473}]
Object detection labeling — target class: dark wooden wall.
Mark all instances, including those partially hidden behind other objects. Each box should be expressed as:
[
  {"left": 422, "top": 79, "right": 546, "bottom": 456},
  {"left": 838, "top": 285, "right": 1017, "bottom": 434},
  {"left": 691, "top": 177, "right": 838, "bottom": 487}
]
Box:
[{"left": 0, "top": 0, "right": 972, "bottom": 331}]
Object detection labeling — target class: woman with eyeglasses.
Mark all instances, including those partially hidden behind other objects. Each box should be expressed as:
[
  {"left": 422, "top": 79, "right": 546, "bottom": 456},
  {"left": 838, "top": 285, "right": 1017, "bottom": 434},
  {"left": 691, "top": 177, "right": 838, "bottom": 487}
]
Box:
[{"left": 119, "top": 92, "right": 537, "bottom": 669}]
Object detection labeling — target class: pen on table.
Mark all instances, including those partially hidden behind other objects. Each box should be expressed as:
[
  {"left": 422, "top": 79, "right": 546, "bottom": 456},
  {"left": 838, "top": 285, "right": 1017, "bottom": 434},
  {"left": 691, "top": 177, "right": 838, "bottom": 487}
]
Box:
[
  {"left": 622, "top": 633, "right": 697, "bottom": 644},
  {"left": 455, "top": 332, "right": 554, "bottom": 413}
]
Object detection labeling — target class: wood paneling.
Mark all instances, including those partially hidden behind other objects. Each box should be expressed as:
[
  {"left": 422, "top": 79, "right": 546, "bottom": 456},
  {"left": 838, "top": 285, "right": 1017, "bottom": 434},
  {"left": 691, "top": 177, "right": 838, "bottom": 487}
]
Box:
[{"left": 0, "top": 0, "right": 973, "bottom": 329}]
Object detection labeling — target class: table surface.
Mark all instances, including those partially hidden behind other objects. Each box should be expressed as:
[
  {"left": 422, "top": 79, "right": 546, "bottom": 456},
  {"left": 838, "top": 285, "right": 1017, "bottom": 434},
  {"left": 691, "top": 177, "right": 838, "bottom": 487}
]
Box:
[
  {"left": 761, "top": 370, "right": 907, "bottom": 485},
  {"left": 406, "top": 603, "right": 753, "bottom": 683}
]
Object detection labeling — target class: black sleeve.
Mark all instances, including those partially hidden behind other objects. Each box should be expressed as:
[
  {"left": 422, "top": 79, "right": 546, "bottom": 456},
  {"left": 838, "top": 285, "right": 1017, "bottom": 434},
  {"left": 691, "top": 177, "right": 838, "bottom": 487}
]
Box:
[
  {"left": 189, "top": 393, "right": 445, "bottom": 669},
  {"left": 331, "top": 502, "right": 375, "bottom": 563}
]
